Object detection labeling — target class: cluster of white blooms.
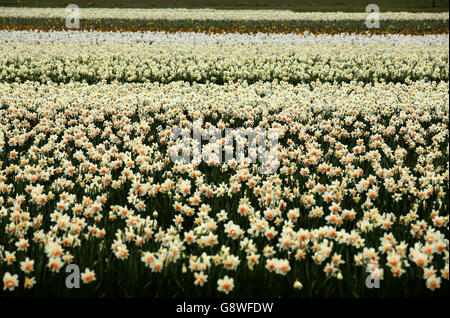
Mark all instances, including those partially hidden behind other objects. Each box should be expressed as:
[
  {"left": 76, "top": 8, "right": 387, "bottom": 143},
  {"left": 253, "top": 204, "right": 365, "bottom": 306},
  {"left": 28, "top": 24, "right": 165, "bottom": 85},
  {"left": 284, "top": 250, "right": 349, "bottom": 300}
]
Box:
[
  {"left": 1, "top": 30, "right": 448, "bottom": 45},
  {"left": 0, "top": 7, "right": 448, "bottom": 21},
  {"left": 0, "top": 79, "right": 448, "bottom": 293},
  {"left": 1, "top": 42, "right": 448, "bottom": 83}
]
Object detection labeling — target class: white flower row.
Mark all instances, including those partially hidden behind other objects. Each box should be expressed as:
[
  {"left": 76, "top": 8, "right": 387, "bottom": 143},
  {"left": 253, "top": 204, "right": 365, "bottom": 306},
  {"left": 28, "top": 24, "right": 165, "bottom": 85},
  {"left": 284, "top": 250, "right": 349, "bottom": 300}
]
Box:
[
  {"left": 1, "top": 30, "right": 448, "bottom": 45},
  {"left": 0, "top": 7, "right": 448, "bottom": 21},
  {"left": 1, "top": 42, "right": 447, "bottom": 83},
  {"left": 0, "top": 80, "right": 447, "bottom": 122}
]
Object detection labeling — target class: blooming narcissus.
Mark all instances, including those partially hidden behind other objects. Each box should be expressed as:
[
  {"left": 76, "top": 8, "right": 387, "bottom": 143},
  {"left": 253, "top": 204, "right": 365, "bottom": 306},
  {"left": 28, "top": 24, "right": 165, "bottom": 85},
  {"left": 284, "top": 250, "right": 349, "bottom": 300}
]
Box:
[
  {"left": 217, "top": 275, "right": 234, "bottom": 294},
  {"left": 81, "top": 268, "right": 96, "bottom": 284},
  {"left": 3, "top": 272, "right": 19, "bottom": 291},
  {"left": 24, "top": 277, "right": 36, "bottom": 289},
  {"left": 20, "top": 257, "right": 35, "bottom": 273}
]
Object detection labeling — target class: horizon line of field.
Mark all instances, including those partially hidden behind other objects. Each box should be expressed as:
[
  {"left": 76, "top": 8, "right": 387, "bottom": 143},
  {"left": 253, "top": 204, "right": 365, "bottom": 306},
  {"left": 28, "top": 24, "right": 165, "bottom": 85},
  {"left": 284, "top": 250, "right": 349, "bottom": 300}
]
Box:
[{"left": 0, "top": 0, "right": 448, "bottom": 12}]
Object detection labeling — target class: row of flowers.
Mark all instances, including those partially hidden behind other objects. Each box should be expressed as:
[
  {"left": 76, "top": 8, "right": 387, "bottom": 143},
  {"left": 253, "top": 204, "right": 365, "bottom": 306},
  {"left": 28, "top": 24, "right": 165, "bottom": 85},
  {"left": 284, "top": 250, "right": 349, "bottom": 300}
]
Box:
[
  {"left": 1, "top": 30, "right": 448, "bottom": 45},
  {"left": 0, "top": 79, "right": 448, "bottom": 296},
  {"left": 1, "top": 7, "right": 448, "bottom": 21},
  {"left": 1, "top": 17, "right": 447, "bottom": 35},
  {"left": 0, "top": 42, "right": 448, "bottom": 84}
]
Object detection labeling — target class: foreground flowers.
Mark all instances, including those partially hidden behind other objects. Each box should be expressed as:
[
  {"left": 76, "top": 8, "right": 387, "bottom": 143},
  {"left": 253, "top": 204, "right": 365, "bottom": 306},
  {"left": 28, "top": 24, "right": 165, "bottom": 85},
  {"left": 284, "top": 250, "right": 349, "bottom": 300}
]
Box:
[{"left": 0, "top": 78, "right": 447, "bottom": 297}]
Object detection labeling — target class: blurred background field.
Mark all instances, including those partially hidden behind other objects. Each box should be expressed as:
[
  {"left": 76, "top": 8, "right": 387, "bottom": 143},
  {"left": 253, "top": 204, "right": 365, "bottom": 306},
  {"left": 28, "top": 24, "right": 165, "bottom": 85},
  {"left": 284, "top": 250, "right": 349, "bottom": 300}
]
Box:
[{"left": 0, "top": 0, "right": 449, "bottom": 12}]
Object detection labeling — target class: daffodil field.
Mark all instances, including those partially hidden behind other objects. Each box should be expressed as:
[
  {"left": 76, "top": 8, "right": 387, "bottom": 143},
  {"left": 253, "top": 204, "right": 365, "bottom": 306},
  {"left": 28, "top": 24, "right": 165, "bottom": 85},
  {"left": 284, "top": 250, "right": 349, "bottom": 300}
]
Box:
[{"left": 0, "top": 7, "right": 449, "bottom": 298}]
